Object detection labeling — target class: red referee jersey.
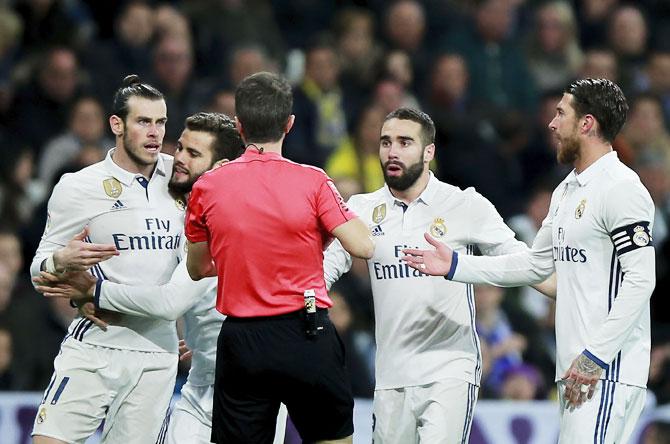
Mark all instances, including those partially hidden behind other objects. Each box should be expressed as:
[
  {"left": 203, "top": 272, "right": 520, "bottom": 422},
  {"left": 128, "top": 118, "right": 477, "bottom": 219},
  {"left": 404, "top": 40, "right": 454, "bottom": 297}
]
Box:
[{"left": 185, "top": 149, "right": 356, "bottom": 317}]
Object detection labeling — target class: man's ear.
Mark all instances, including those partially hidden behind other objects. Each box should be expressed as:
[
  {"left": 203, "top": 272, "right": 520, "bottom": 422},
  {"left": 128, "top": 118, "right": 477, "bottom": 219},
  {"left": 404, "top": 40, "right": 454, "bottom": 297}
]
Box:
[
  {"left": 235, "top": 116, "right": 245, "bottom": 140},
  {"left": 285, "top": 114, "right": 296, "bottom": 135},
  {"left": 212, "top": 159, "right": 229, "bottom": 170},
  {"left": 424, "top": 143, "right": 435, "bottom": 163},
  {"left": 582, "top": 114, "right": 596, "bottom": 136},
  {"left": 110, "top": 115, "right": 124, "bottom": 136}
]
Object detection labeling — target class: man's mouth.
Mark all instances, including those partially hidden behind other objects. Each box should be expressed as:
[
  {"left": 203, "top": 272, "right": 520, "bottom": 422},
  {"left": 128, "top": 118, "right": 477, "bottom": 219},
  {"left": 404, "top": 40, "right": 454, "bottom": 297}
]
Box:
[
  {"left": 385, "top": 162, "right": 404, "bottom": 175},
  {"left": 144, "top": 143, "right": 161, "bottom": 153},
  {"left": 172, "top": 165, "right": 189, "bottom": 180}
]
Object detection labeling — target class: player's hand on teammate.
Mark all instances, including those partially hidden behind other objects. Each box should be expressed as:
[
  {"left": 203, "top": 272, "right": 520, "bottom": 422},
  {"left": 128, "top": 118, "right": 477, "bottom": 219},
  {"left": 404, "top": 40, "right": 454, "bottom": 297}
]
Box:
[
  {"left": 53, "top": 227, "right": 119, "bottom": 272},
  {"left": 178, "top": 339, "right": 193, "bottom": 362},
  {"left": 562, "top": 353, "right": 603, "bottom": 410},
  {"left": 77, "top": 301, "right": 109, "bottom": 331},
  {"left": 33, "top": 270, "right": 97, "bottom": 302},
  {"left": 33, "top": 271, "right": 113, "bottom": 330},
  {"left": 402, "top": 232, "right": 454, "bottom": 276}
]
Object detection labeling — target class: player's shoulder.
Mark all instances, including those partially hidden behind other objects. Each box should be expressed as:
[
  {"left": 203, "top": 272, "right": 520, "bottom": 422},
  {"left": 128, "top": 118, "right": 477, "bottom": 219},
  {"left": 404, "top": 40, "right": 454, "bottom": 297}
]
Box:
[
  {"left": 451, "top": 185, "right": 493, "bottom": 207},
  {"left": 603, "top": 156, "right": 642, "bottom": 184},
  {"left": 53, "top": 159, "right": 108, "bottom": 190},
  {"left": 347, "top": 188, "right": 388, "bottom": 210}
]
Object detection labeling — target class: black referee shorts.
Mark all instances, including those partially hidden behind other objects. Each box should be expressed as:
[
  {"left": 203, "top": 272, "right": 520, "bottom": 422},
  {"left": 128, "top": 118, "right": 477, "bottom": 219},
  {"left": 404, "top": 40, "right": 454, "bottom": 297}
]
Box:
[{"left": 211, "top": 309, "right": 354, "bottom": 444}]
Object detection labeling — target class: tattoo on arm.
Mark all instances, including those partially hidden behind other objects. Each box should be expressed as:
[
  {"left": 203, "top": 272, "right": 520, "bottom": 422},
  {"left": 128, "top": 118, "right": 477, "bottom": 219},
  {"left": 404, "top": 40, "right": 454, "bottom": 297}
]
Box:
[{"left": 576, "top": 354, "right": 600, "bottom": 375}]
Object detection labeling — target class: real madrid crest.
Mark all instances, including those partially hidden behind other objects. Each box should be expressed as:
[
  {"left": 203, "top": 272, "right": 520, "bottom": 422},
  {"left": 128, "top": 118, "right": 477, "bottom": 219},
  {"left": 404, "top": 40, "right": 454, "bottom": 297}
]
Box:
[
  {"left": 103, "top": 178, "right": 123, "bottom": 198},
  {"left": 429, "top": 217, "right": 447, "bottom": 238},
  {"left": 372, "top": 203, "right": 387, "bottom": 224},
  {"left": 175, "top": 197, "right": 186, "bottom": 211},
  {"left": 632, "top": 225, "right": 650, "bottom": 246},
  {"left": 575, "top": 199, "right": 586, "bottom": 219},
  {"left": 37, "top": 406, "right": 47, "bottom": 424}
]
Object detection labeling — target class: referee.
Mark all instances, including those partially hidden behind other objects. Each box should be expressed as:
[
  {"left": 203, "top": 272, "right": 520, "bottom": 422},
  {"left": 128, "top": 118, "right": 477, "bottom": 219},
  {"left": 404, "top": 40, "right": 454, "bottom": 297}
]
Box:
[{"left": 185, "top": 72, "right": 374, "bottom": 444}]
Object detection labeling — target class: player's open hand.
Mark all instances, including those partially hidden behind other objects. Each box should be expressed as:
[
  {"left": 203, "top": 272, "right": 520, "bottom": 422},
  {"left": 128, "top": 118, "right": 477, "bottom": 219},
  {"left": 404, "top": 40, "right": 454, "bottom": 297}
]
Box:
[
  {"left": 562, "top": 353, "right": 603, "bottom": 410},
  {"left": 53, "top": 227, "right": 119, "bottom": 272},
  {"left": 33, "top": 271, "right": 97, "bottom": 302},
  {"left": 401, "top": 232, "right": 454, "bottom": 276}
]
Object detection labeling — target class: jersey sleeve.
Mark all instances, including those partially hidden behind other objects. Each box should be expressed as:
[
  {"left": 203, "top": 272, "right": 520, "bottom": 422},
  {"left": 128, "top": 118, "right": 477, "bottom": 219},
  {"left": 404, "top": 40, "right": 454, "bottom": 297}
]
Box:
[
  {"left": 30, "top": 174, "right": 87, "bottom": 278},
  {"left": 323, "top": 239, "right": 353, "bottom": 290},
  {"left": 184, "top": 180, "right": 209, "bottom": 243},
  {"left": 467, "top": 191, "right": 528, "bottom": 256},
  {"left": 584, "top": 180, "right": 656, "bottom": 367},
  {"left": 452, "top": 192, "right": 557, "bottom": 286},
  {"left": 315, "top": 175, "right": 357, "bottom": 233},
  {"left": 96, "top": 260, "right": 214, "bottom": 320}
]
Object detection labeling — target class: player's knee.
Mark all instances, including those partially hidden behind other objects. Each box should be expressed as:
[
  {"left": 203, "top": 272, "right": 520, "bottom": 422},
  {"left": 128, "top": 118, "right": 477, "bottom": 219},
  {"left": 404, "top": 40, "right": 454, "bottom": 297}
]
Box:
[{"left": 33, "top": 436, "right": 69, "bottom": 444}]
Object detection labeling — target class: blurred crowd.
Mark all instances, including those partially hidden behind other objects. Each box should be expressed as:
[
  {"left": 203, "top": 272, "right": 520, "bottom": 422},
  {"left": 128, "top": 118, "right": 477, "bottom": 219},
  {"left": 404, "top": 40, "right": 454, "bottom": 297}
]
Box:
[{"left": 0, "top": 0, "right": 670, "bottom": 436}]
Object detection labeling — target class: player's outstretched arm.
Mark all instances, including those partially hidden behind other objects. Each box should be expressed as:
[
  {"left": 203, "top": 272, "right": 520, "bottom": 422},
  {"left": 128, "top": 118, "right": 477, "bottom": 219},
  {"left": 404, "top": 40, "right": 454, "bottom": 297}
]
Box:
[
  {"left": 34, "top": 262, "right": 211, "bottom": 321},
  {"left": 531, "top": 273, "right": 557, "bottom": 299}
]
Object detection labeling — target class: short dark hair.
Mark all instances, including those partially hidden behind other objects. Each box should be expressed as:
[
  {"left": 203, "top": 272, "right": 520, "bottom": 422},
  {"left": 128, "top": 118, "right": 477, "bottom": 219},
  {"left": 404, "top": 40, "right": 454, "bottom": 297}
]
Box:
[
  {"left": 111, "top": 74, "right": 164, "bottom": 123},
  {"left": 564, "top": 78, "right": 628, "bottom": 143},
  {"left": 235, "top": 72, "right": 293, "bottom": 143},
  {"left": 384, "top": 107, "right": 436, "bottom": 146},
  {"left": 184, "top": 112, "right": 245, "bottom": 163}
]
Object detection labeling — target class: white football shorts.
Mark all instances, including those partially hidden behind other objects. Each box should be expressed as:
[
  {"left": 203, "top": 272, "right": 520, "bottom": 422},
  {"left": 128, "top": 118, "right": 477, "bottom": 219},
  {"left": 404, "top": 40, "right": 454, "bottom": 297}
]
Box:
[
  {"left": 32, "top": 337, "right": 177, "bottom": 444},
  {"left": 372, "top": 377, "right": 478, "bottom": 444}
]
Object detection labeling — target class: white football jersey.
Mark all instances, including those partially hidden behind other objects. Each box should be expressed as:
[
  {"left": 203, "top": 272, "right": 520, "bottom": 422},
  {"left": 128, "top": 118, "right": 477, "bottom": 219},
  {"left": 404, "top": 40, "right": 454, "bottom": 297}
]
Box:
[
  {"left": 324, "top": 174, "right": 526, "bottom": 389},
  {"left": 96, "top": 260, "right": 221, "bottom": 386},
  {"left": 31, "top": 149, "right": 185, "bottom": 353},
  {"left": 455, "top": 152, "right": 655, "bottom": 387}
]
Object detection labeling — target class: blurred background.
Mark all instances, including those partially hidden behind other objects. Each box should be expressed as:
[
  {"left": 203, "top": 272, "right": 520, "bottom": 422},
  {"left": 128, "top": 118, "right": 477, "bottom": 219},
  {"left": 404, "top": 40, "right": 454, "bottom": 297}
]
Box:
[{"left": 0, "top": 0, "right": 670, "bottom": 442}]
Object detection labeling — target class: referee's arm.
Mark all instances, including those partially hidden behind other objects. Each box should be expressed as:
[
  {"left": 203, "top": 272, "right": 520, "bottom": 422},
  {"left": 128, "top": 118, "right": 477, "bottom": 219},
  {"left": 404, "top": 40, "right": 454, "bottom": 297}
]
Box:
[
  {"left": 187, "top": 240, "right": 216, "bottom": 281},
  {"left": 332, "top": 218, "right": 374, "bottom": 259}
]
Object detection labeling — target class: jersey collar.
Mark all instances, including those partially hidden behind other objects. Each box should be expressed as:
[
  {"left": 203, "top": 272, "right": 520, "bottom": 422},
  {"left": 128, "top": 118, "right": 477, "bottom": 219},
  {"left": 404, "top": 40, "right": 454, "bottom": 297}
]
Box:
[
  {"left": 104, "top": 148, "right": 167, "bottom": 186},
  {"left": 574, "top": 151, "right": 618, "bottom": 187}
]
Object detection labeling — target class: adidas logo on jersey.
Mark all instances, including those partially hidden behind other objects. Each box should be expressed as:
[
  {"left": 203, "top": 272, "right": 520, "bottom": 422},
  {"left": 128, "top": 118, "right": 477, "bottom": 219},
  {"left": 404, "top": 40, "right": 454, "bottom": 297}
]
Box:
[
  {"left": 371, "top": 225, "right": 385, "bottom": 236},
  {"left": 111, "top": 200, "right": 126, "bottom": 211}
]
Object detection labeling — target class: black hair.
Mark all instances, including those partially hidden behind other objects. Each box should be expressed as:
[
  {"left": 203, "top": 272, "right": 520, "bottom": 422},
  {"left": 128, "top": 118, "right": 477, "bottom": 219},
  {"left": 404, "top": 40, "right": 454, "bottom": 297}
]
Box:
[
  {"left": 184, "top": 112, "right": 245, "bottom": 163},
  {"left": 235, "top": 72, "right": 292, "bottom": 144},
  {"left": 384, "top": 107, "right": 436, "bottom": 146},
  {"left": 111, "top": 74, "right": 164, "bottom": 123},
  {"left": 564, "top": 78, "right": 628, "bottom": 143}
]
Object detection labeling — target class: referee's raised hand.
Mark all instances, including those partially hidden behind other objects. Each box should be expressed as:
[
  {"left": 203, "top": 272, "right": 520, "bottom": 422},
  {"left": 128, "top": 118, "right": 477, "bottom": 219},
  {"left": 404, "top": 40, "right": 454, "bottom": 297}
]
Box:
[
  {"left": 402, "top": 232, "right": 455, "bottom": 276},
  {"left": 53, "top": 227, "right": 119, "bottom": 272}
]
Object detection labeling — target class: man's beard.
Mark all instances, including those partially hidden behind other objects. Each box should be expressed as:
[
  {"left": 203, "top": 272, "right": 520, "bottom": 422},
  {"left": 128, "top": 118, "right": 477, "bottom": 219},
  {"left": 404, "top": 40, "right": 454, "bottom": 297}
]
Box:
[
  {"left": 167, "top": 175, "right": 196, "bottom": 194},
  {"left": 123, "top": 132, "right": 156, "bottom": 167},
  {"left": 556, "top": 133, "right": 580, "bottom": 165},
  {"left": 382, "top": 159, "right": 424, "bottom": 191}
]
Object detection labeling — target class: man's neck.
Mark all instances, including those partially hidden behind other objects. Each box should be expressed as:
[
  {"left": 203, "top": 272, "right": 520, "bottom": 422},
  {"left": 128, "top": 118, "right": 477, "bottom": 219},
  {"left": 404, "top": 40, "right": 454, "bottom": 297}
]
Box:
[
  {"left": 112, "top": 144, "right": 156, "bottom": 178},
  {"left": 574, "top": 140, "right": 612, "bottom": 174},
  {"left": 389, "top": 171, "right": 430, "bottom": 205},
  {"left": 246, "top": 140, "right": 283, "bottom": 155}
]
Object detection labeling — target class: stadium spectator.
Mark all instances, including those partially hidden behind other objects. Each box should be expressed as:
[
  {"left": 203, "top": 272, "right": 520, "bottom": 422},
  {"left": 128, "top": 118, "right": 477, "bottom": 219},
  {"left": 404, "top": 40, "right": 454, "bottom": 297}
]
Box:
[
  {"left": 38, "top": 95, "right": 111, "bottom": 187},
  {"left": 284, "top": 34, "right": 350, "bottom": 168}
]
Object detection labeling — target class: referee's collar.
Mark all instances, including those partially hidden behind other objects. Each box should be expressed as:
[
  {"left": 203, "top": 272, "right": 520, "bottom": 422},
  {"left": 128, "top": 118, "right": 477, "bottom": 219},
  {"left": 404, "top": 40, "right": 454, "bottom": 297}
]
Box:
[
  {"left": 104, "top": 148, "right": 167, "bottom": 186},
  {"left": 383, "top": 172, "right": 439, "bottom": 207},
  {"left": 574, "top": 151, "right": 618, "bottom": 187}
]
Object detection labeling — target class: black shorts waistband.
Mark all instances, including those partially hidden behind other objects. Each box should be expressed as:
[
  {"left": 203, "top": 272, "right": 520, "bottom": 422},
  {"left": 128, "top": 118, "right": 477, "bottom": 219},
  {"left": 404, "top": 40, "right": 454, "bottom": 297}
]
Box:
[{"left": 225, "top": 308, "right": 329, "bottom": 323}]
